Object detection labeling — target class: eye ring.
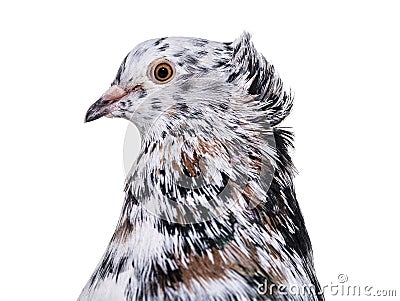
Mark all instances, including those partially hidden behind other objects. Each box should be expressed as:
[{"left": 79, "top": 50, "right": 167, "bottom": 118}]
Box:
[{"left": 148, "top": 59, "right": 175, "bottom": 84}]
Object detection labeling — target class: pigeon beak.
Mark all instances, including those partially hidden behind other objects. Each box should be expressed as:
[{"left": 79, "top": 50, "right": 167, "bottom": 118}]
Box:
[{"left": 85, "top": 85, "right": 128, "bottom": 122}]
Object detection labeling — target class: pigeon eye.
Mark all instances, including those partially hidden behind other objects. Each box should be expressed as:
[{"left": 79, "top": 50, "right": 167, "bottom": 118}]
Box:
[{"left": 149, "top": 60, "right": 175, "bottom": 84}]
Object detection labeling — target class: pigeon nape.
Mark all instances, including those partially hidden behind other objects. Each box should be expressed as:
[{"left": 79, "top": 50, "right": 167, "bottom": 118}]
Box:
[{"left": 80, "top": 33, "right": 324, "bottom": 301}]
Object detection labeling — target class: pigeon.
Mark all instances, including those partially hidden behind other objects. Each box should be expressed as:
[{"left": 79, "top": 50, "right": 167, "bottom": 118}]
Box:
[{"left": 80, "top": 33, "right": 324, "bottom": 301}]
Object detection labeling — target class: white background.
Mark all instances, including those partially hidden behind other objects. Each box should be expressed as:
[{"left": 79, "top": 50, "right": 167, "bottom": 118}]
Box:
[{"left": 0, "top": 1, "right": 399, "bottom": 300}]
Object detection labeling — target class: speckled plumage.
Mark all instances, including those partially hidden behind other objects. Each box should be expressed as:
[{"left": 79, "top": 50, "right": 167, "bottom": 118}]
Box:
[{"left": 80, "top": 33, "right": 324, "bottom": 301}]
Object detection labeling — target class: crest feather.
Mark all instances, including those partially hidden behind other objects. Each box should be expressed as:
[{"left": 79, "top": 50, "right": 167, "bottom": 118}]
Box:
[{"left": 229, "top": 32, "right": 293, "bottom": 126}]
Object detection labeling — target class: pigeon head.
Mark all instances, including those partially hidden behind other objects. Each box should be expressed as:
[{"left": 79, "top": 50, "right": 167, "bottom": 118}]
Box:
[
  {"left": 85, "top": 37, "right": 232, "bottom": 130},
  {"left": 85, "top": 33, "right": 292, "bottom": 137}
]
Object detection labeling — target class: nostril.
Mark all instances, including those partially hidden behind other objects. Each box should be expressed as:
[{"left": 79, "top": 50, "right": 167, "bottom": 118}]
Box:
[{"left": 101, "top": 85, "right": 128, "bottom": 103}]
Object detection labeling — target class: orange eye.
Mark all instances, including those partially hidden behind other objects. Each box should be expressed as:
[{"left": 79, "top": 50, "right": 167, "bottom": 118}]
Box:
[{"left": 149, "top": 60, "right": 175, "bottom": 84}]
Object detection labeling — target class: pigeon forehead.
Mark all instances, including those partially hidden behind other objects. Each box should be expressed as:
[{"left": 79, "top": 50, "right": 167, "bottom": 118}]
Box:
[
  {"left": 121, "top": 37, "right": 234, "bottom": 75},
  {"left": 131, "top": 37, "right": 232, "bottom": 59}
]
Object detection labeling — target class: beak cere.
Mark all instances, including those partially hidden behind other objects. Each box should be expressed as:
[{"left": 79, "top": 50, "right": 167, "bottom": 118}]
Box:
[{"left": 85, "top": 85, "right": 128, "bottom": 122}]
